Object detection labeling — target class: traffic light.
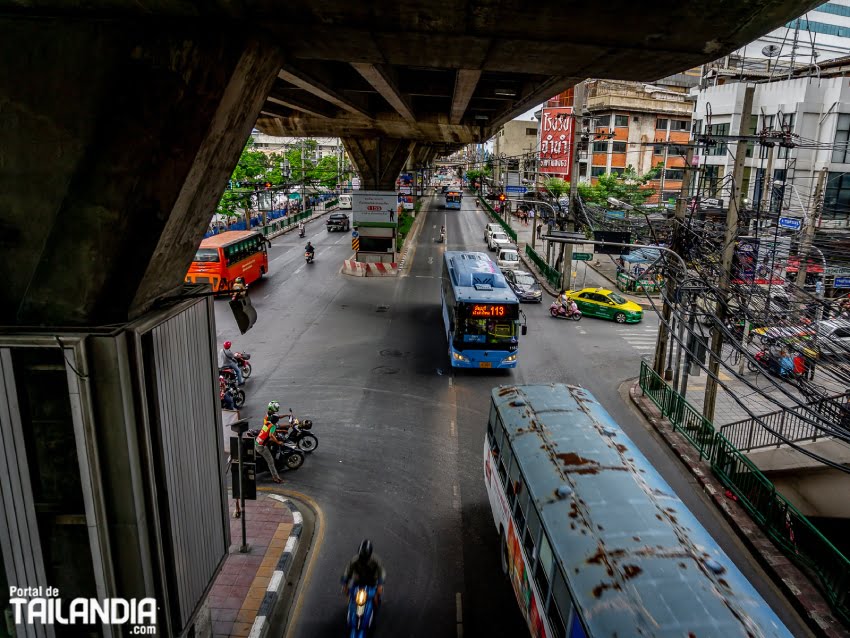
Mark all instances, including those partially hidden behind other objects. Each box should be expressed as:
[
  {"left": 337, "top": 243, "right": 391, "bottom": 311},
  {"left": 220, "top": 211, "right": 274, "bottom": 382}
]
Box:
[
  {"left": 264, "top": 182, "right": 272, "bottom": 189},
  {"left": 498, "top": 193, "right": 506, "bottom": 202}
]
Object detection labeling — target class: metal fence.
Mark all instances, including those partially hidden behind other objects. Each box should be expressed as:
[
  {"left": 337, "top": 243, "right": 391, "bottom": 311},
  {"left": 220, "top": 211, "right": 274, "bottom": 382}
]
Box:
[
  {"left": 638, "top": 360, "right": 850, "bottom": 625},
  {"left": 205, "top": 199, "right": 339, "bottom": 239},
  {"left": 721, "top": 390, "right": 850, "bottom": 452},
  {"left": 525, "top": 245, "right": 562, "bottom": 289},
  {"left": 478, "top": 194, "right": 518, "bottom": 242}
]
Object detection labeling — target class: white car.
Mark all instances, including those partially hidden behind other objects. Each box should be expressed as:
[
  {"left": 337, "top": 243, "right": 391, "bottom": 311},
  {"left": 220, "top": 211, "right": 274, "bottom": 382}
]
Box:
[
  {"left": 814, "top": 319, "right": 850, "bottom": 361},
  {"left": 488, "top": 231, "right": 511, "bottom": 252},
  {"left": 484, "top": 223, "right": 501, "bottom": 244},
  {"left": 497, "top": 248, "right": 520, "bottom": 270}
]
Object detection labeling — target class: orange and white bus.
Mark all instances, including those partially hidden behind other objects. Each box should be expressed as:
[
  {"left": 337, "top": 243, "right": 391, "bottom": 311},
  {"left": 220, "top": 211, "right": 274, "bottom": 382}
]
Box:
[{"left": 185, "top": 231, "right": 269, "bottom": 293}]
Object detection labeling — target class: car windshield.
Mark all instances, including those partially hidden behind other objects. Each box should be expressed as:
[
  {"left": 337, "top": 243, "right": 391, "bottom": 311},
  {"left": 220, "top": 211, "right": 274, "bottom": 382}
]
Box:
[
  {"left": 515, "top": 273, "right": 536, "bottom": 286},
  {"left": 501, "top": 252, "right": 518, "bottom": 261},
  {"left": 608, "top": 292, "right": 627, "bottom": 305},
  {"left": 459, "top": 318, "right": 517, "bottom": 344},
  {"left": 493, "top": 233, "right": 507, "bottom": 240},
  {"left": 194, "top": 248, "right": 220, "bottom": 263}
]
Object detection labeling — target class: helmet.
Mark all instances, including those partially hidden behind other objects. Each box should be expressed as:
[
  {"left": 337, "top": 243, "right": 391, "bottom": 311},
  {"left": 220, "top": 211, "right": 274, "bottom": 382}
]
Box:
[
  {"left": 357, "top": 539, "right": 373, "bottom": 561},
  {"left": 235, "top": 277, "right": 245, "bottom": 284},
  {"left": 223, "top": 341, "right": 232, "bottom": 349},
  {"left": 267, "top": 401, "right": 280, "bottom": 414}
]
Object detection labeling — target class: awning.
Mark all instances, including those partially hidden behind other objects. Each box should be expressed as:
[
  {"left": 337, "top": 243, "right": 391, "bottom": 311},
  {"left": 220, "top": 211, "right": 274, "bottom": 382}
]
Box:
[{"left": 622, "top": 247, "right": 661, "bottom": 263}]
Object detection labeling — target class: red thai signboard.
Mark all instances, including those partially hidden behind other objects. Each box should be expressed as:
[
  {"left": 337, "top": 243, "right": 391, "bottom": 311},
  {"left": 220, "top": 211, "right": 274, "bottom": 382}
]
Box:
[{"left": 539, "top": 107, "right": 573, "bottom": 181}]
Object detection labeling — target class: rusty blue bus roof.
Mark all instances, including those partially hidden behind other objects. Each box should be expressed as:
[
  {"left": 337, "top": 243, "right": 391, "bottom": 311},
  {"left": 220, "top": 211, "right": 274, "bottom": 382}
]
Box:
[
  {"left": 491, "top": 384, "right": 792, "bottom": 637},
  {"left": 445, "top": 251, "right": 518, "bottom": 304}
]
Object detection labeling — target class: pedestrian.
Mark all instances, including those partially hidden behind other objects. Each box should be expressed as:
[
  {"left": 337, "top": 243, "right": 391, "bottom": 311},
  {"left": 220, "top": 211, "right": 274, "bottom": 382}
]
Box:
[{"left": 536, "top": 223, "right": 542, "bottom": 239}]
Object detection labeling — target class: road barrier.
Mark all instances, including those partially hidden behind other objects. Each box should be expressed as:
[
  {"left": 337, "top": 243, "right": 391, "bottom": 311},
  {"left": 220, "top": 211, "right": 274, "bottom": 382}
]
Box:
[
  {"left": 525, "top": 245, "right": 562, "bottom": 289},
  {"left": 638, "top": 360, "right": 850, "bottom": 625}
]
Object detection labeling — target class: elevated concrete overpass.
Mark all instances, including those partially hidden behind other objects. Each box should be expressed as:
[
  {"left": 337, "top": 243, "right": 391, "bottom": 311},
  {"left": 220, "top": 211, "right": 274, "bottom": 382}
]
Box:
[{"left": 0, "top": 2, "right": 824, "bottom": 636}]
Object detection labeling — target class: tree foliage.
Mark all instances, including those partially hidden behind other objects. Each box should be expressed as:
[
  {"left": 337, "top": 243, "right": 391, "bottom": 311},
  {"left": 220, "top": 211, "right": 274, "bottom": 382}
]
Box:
[
  {"left": 578, "top": 164, "right": 662, "bottom": 207},
  {"left": 543, "top": 177, "right": 569, "bottom": 200},
  {"left": 465, "top": 167, "right": 491, "bottom": 182}
]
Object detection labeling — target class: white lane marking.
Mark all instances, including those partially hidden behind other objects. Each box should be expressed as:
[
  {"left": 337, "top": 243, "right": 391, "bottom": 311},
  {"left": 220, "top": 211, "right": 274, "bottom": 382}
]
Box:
[
  {"left": 452, "top": 483, "right": 461, "bottom": 511},
  {"left": 294, "top": 265, "right": 304, "bottom": 274},
  {"left": 448, "top": 376, "right": 453, "bottom": 387},
  {"left": 449, "top": 420, "right": 456, "bottom": 438}
]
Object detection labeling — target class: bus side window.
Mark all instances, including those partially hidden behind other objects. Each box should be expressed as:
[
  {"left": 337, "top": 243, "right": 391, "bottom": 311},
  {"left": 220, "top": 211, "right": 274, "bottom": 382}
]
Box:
[
  {"left": 534, "top": 532, "right": 554, "bottom": 603},
  {"left": 548, "top": 568, "right": 572, "bottom": 638},
  {"left": 507, "top": 456, "right": 521, "bottom": 510},
  {"left": 513, "top": 471, "right": 528, "bottom": 532},
  {"left": 498, "top": 441, "right": 512, "bottom": 487},
  {"left": 523, "top": 506, "right": 540, "bottom": 565}
]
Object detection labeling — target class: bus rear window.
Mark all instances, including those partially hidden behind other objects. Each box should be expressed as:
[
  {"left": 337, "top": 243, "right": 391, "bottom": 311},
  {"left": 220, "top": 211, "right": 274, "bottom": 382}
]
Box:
[{"left": 194, "top": 248, "right": 220, "bottom": 263}]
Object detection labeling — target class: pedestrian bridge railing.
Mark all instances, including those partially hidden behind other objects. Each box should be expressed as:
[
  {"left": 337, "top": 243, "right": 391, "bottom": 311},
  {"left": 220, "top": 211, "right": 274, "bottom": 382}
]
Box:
[
  {"left": 720, "top": 390, "right": 850, "bottom": 452},
  {"left": 638, "top": 360, "right": 850, "bottom": 625}
]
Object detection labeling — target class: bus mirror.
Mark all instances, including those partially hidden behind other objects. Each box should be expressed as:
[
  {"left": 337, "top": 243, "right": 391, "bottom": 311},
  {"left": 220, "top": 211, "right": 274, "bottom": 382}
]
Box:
[
  {"left": 521, "top": 325, "right": 528, "bottom": 336},
  {"left": 229, "top": 294, "right": 258, "bottom": 335}
]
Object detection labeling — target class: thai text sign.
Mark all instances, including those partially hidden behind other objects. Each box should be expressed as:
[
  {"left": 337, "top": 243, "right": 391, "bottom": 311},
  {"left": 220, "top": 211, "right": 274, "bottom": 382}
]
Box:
[
  {"left": 539, "top": 107, "right": 573, "bottom": 181},
  {"left": 352, "top": 191, "right": 398, "bottom": 227}
]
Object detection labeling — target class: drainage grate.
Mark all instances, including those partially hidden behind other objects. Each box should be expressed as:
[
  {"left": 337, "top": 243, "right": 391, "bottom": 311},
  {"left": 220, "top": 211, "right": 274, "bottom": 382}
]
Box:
[{"left": 375, "top": 304, "right": 390, "bottom": 312}]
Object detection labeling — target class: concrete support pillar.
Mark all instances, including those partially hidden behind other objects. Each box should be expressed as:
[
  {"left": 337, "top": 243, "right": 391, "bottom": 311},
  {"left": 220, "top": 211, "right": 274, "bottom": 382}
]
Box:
[
  {"left": 342, "top": 137, "right": 417, "bottom": 191},
  {"left": 0, "top": 17, "right": 284, "bottom": 326}
]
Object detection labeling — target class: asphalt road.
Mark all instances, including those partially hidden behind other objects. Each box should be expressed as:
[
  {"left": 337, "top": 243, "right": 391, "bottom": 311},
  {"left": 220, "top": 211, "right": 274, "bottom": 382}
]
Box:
[{"left": 214, "top": 196, "right": 810, "bottom": 638}]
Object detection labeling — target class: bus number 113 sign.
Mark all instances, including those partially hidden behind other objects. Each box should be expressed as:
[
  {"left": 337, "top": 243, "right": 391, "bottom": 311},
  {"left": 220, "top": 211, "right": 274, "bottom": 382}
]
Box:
[{"left": 471, "top": 304, "right": 508, "bottom": 318}]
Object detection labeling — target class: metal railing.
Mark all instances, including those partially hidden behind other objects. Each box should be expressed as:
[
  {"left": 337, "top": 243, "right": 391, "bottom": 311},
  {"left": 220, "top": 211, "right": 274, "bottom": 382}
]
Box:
[
  {"left": 638, "top": 360, "right": 850, "bottom": 625},
  {"left": 720, "top": 391, "right": 850, "bottom": 452},
  {"left": 478, "top": 194, "right": 518, "bottom": 242},
  {"left": 525, "top": 245, "right": 562, "bottom": 289}
]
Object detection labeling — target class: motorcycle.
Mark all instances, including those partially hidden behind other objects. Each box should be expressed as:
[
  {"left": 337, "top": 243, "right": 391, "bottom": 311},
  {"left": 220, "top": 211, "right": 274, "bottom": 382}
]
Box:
[
  {"left": 437, "top": 231, "right": 445, "bottom": 243},
  {"left": 345, "top": 585, "right": 379, "bottom": 638},
  {"left": 285, "top": 416, "right": 319, "bottom": 453},
  {"left": 747, "top": 350, "right": 797, "bottom": 379},
  {"left": 299, "top": 226, "right": 306, "bottom": 238},
  {"left": 234, "top": 351, "right": 252, "bottom": 379},
  {"left": 218, "top": 371, "right": 246, "bottom": 408},
  {"left": 244, "top": 430, "right": 305, "bottom": 472},
  {"left": 305, "top": 250, "right": 314, "bottom": 264},
  {"left": 549, "top": 300, "right": 582, "bottom": 321}
]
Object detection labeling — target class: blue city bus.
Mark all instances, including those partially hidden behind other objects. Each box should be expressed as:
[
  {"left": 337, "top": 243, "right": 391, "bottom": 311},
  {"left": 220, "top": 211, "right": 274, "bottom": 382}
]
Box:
[
  {"left": 445, "top": 189, "right": 463, "bottom": 209},
  {"left": 485, "top": 383, "right": 793, "bottom": 638},
  {"left": 441, "top": 252, "right": 526, "bottom": 369}
]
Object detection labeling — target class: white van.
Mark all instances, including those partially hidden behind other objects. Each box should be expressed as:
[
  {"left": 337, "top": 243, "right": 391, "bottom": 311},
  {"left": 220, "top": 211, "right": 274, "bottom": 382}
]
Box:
[
  {"left": 497, "top": 247, "right": 520, "bottom": 270},
  {"left": 339, "top": 194, "right": 352, "bottom": 210}
]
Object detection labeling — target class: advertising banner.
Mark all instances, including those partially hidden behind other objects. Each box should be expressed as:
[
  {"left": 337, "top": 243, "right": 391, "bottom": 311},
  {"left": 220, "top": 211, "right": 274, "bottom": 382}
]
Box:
[
  {"left": 734, "top": 237, "right": 760, "bottom": 283},
  {"left": 539, "top": 107, "right": 573, "bottom": 181},
  {"left": 352, "top": 191, "right": 399, "bottom": 227},
  {"left": 398, "top": 193, "right": 414, "bottom": 210}
]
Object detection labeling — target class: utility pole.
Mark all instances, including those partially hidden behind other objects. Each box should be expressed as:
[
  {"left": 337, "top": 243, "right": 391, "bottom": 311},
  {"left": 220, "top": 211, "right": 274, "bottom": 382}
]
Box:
[
  {"left": 703, "top": 85, "right": 754, "bottom": 423},
  {"left": 300, "top": 140, "right": 306, "bottom": 212},
  {"left": 563, "top": 81, "right": 587, "bottom": 293},
  {"left": 795, "top": 168, "right": 827, "bottom": 315},
  {"left": 653, "top": 145, "right": 695, "bottom": 380}
]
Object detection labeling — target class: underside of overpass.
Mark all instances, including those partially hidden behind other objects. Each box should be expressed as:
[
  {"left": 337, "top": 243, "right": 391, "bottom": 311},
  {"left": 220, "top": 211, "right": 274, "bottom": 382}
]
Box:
[{"left": 0, "top": 2, "right": 827, "bottom": 634}]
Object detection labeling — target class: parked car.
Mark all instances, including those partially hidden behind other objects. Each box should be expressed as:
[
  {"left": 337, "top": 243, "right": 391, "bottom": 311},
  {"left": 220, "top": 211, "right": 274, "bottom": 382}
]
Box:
[
  {"left": 484, "top": 223, "right": 501, "bottom": 244},
  {"left": 565, "top": 288, "right": 643, "bottom": 323},
  {"left": 326, "top": 212, "right": 350, "bottom": 232},
  {"left": 813, "top": 319, "right": 850, "bottom": 361},
  {"left": 503, "top": 270, "right": 543, "bottom": 303},
  {"left": 497, "top": 247, "right": 520, "bottom": 271},
  {"left": 488, "top": 231, "right": 511, "bottom": 252}
]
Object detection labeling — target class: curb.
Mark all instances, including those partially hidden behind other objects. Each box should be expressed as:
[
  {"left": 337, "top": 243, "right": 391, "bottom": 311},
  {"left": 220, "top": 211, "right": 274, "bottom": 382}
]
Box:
[
  {"left": 518, "top": 254, "right": 559, "bottom": 298},
  {"left": 627, "top": 381, "right": 846, "bottom": 638},
  {"left": 397, "top": 201, "right": 429, "bottom": 274},
  {"left": 248, "top": 495, "right": 304, "bottom": 638}
]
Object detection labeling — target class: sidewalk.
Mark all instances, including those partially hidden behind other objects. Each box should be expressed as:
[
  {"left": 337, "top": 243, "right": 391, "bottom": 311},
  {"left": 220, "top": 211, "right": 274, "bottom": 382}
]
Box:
[
  {"left": 266, "top": 203, "right": 338, "bottom": 241},
  {"left": 205, "top": 491, "right": 304, "bottom": 638},
  {"left": 628, "top": 381, "right": 846, "bottom": 638},
  {"left": 489, "top": 203, "right": 652, "bottom": 307}
]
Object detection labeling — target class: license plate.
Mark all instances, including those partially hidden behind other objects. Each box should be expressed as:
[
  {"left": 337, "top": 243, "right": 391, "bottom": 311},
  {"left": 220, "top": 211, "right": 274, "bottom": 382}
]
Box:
[{"left": 479, "top": 362, "right": 492, "bottom": 369}]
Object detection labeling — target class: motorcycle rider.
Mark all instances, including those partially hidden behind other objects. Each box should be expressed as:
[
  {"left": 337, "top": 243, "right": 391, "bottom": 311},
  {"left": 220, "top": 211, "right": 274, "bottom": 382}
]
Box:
[
  {"left": 255, "top": 412, "right": 284, "bottom": 484},
  {"left": 440, "top": 225, "right": 446, "bottom": 241},
  {"left": 218, "top": 340, "right": 244, "bottom": 386},
  {"left": 298, "top": 221, "right": 306, "bottom": 237},
  {"left": 341, "top": 539, "right": 386, "bottom": 604},
  {"left": 557, "top": 290, "right": 578, "bottom": 317},
  {"left": 305, "top": 241, "right": 315, "bottom": 259},
  {"left": 230, "top": 277, "right": 247, "bottom": 301}
]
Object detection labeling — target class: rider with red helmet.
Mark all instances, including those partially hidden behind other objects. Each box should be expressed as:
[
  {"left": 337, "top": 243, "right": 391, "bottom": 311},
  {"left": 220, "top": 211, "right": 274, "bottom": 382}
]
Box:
[{"left": 218, "top": 340, "right": 244, "bottom": 385}]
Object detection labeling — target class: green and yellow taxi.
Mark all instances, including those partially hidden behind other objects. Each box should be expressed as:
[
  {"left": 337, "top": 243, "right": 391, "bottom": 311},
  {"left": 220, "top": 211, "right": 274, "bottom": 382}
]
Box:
[{"left": 565, "top": 288, "right": 643, "bottom": 323}]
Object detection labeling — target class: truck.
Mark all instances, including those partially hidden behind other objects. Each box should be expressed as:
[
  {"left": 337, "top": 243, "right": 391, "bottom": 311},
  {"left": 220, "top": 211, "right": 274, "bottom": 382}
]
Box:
[{"left": 326, "top": 212, "right": 351, "bottom": 232}]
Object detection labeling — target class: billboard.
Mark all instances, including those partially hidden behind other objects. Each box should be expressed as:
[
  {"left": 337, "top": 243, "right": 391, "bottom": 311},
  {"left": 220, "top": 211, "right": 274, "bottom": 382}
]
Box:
[
  {"left": 539, "top": 107, "right": 573, "bottom": 181},
  {"left": 352, "top": 191, "right": 399, "bottom": 227}
]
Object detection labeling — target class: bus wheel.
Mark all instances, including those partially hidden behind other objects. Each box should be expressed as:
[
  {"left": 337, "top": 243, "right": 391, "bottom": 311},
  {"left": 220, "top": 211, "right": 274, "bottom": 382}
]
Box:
[
  {"left": 499, "top": 527, "right": 509, "bottom": 576},
  {"left": 259, "top": 266, "right": 266, "bottom": 278}
]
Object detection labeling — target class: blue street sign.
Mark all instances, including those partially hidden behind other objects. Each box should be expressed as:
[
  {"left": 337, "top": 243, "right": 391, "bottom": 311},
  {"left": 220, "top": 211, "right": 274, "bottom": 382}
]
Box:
[
  {"left": 505, "top": 185, "right": 528, "bottom": 194},
  {"left": 834, "top": 277, "right": 850, "bottom": 289},
  {"left": 605, "top": 210, "right": 626, "bottom": 219},
  {"left": 778, "top": 216, "right": 802, "bottom": 231},
  {"left": 351, "top": 230, "right": 359, "bottom": 238}
]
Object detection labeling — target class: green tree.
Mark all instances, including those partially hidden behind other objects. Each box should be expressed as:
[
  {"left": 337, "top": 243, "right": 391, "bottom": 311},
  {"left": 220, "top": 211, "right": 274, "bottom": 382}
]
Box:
[
  {"left": 312, "top": 155, "right": 340, "bottom": 188},
  {"left": 543, "top": 177, "right": 569, "bottom": 200},
  {"left": 578, "top": 164, "right": 662, "bottom": 207}
]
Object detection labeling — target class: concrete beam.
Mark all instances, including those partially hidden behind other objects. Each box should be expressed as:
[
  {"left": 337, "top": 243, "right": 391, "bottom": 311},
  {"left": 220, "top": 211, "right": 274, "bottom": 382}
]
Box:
[
  {"left": 1, "top": 18, "right": 283, "bottom": 325},
  {"left": 343, "top": 137, "right": 417, "bottom": 191},
  {"left": 450, "top": 69, "right": 481, "bottom": 125},
  {"left": 267, "top": 95, "right": 332, "bottom": 119},
  {"left": 278, "top": 65, "right": 372, "bottom": 119},
  {"left": 351, "top": 63, "right": 416, "bottom": 123}
]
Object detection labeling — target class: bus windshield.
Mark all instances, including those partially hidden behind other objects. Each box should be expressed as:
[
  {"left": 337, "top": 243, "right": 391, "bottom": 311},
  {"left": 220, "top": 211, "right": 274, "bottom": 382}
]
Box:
[
  {"left": 446, "top": 193, "right": 461, "bottom": 203},
  {"left": 459, "top": 317, "right": 517, "bottom": 344},
  {"left": 194, "top": 248, "right": 220, "bottom": 262}
]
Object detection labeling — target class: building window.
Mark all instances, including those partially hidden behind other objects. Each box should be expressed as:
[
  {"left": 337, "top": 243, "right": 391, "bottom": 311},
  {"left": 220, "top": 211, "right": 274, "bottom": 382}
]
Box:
[
  {"left": 612, "top": 141, "right": 627, "bottom": 153},
  {"left": 833, "top": 114, "right": 850, "bottom": 163},
  {"left": 825, "top": 172, "right": 850, "bottom": 220},
  {"left": 653, "top": 144, "right": 664, "bottom": 155},
  {"left": 671, "top": 120, "right": 689, "bottom": 131},
  {"left": 610, "top": 167, "right": 624, "bottom": 177},
  {"left": 590, "top": 166, "right": 607, "bottom": 177},
  {"left": 661, "top": 191, "right": 679, "bottom": 205},
  {"left": 778, "top": 113, "right": 796, "bottom": 159},
  {"left": 665, "top": 169, "right": 685, "bottom": 180},
  {"left": 656, "top": 118, "right": 669, "bottom": 130},
  {"left": 526, "top": 128, "right": 537, "bottom": 136},
  {"left": 746, "top": 116, "right": 757, "bottom": 158},
  {"left": 787, "top": 18, "right": 850, "bottom": 37},
  {"left": 816, "top": 2, "right": 850, "bottom": 17},
  {"left": 703, "top": 165, "right": 722, "bottom": 198},
  {"left": 592, "top": 140, "right": 609, "bottom": 153},
  {"left": 614, "top": 115, "right": 629, "bottom": 127},
  {"left": 705, "top": 123, "right": 729, "bottom": 156},
  {"left": 691, "top": 119, "right": 702, "bottom": 135},
  {"left": 770, "top": 169, "right": 786, "bottom": 213}
]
